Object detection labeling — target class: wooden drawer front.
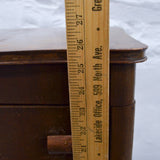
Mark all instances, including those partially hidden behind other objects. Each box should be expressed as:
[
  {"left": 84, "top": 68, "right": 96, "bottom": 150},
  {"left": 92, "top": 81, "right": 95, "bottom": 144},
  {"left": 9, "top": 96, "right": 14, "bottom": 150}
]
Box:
[
  {"left": 0, "top": 106, "right": 71, "bottom": 160},
  {"left": 0, "top": 64, "right": 69, "bottom": 105}
]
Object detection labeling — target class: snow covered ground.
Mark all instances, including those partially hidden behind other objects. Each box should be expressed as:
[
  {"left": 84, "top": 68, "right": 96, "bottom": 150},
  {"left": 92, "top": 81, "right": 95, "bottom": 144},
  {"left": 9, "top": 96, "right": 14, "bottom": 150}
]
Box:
[{"left": 0, "top": 0, "right": 159, "bottom": 159}]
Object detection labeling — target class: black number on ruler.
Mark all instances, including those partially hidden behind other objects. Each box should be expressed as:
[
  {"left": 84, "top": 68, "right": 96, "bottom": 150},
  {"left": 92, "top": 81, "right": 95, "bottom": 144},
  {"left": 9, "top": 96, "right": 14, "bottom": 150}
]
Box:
[
  {"left": 80, "top": 126, "right": 87, "bottom": 135},
  {"left": 77, "top": 39, "right": 84, "bottom": 51},
  {"left": 79, "top": 108, "right": 85, "bottom": 116},
  {"left": 76, "top": 15, "right": 83, "bottom": 26},
  {"left": 77, "top": 64, "right": 84, "bottom": 74},
  {"left": 81, "top": 146, "right": 87, "bottom": 153},
  {"left": 78, "top": 87, "right": 85, "bottom": 95},
  {"left": 77, "top": 45, "right": 83, "bottom": 50}
]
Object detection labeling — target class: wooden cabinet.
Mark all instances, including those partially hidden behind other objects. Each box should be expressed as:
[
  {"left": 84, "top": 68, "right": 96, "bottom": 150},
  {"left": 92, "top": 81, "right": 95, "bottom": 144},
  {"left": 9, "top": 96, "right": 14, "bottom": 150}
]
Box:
[{"left": 0, "top": 27, "right": 147, "bottom": 160}]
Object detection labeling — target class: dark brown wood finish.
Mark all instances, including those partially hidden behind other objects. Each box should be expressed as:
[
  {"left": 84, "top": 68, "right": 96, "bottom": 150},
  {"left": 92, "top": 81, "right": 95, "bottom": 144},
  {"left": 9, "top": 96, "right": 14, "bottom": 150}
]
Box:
[
  {"left": 0, "top": 106, "right": 71, "bottom": 160},
  {"left": 0, "top": 27, "right": 147, "bottom": 160},
  {"left": 0, "top": 64, "right": 69, "bottom": 105}
]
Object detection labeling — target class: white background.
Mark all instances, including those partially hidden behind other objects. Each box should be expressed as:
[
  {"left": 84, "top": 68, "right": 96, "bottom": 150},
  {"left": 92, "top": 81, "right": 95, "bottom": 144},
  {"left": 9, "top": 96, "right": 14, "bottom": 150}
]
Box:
[{"left": 0, "top": 0, "right": 159, "bottom": 159}]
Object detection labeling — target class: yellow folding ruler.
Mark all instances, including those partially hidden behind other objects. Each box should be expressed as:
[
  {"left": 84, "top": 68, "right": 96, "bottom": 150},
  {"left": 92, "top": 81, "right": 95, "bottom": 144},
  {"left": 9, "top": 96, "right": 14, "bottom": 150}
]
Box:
[{"left": 65, "top": 0, "right": 109, "bottom": 159}]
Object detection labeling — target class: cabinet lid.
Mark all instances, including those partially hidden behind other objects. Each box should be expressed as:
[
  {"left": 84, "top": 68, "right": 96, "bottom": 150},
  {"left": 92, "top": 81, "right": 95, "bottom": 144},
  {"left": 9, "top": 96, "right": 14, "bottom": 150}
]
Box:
[{"left": 0, "top": 27, "right": 147, "bottom": 64}]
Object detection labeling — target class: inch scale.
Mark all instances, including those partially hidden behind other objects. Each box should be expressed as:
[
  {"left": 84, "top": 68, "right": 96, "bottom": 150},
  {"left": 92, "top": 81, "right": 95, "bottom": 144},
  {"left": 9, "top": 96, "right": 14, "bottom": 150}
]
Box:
[{"left": 65, "top": 0, "right": 109, "bottom": 159}]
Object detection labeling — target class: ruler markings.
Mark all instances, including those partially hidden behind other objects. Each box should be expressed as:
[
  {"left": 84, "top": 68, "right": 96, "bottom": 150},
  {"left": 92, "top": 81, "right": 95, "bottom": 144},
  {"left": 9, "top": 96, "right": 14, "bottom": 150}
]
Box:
[{"left": 65, "top": 0, "right": 109, "bottom": 159}]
